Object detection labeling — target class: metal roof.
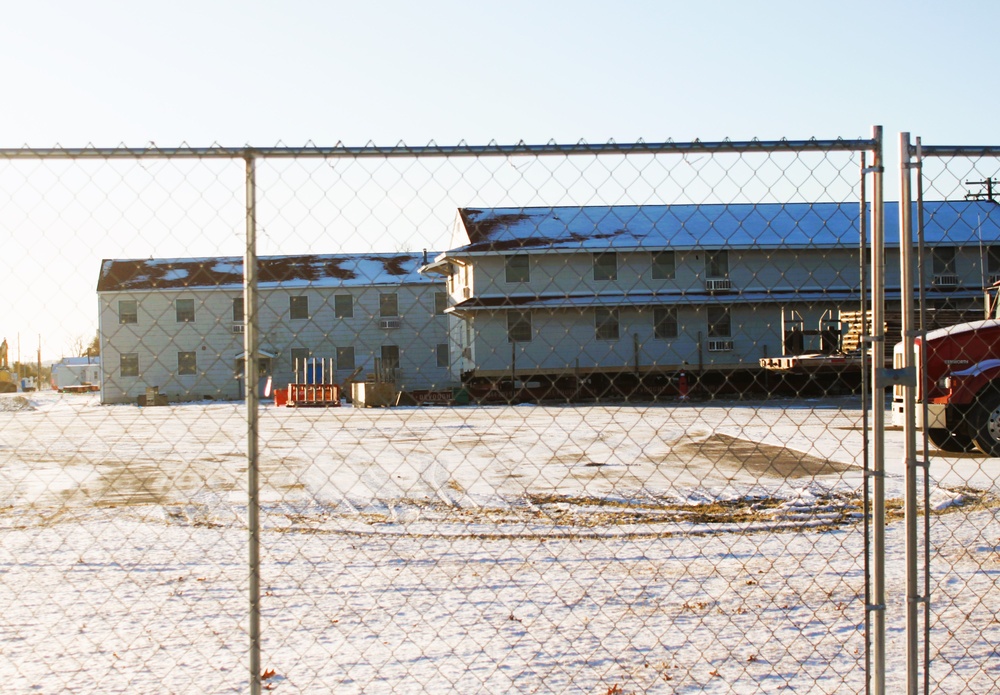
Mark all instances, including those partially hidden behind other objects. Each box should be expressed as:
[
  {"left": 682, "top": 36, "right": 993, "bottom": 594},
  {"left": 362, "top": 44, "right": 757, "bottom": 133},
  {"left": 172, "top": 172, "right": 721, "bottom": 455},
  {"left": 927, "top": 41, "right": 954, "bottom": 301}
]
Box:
[
  {"left": 97, "top": 253, "right": 440, "bottom": 292},
  {"left": 446, "top": 201, "right": 1000, "bottom": 254}
]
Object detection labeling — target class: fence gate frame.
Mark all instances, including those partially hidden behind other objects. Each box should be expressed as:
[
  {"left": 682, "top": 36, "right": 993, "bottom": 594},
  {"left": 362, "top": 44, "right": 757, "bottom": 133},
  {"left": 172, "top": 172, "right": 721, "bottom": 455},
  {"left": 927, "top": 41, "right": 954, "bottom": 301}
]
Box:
[{"left": 900, "top": 135, "right": 1000, "bottom": 695}]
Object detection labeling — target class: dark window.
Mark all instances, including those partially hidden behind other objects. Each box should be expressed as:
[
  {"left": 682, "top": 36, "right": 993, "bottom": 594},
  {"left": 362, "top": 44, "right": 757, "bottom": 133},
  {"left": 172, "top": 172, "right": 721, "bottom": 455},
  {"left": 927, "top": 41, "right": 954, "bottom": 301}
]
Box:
[
  {"left": 505, "top": 254, "right": 530, "bottom": 283},
  {"left": 120, "top": 352, "right": 139, "bottom": 377},
  {"left": 932, "top": 246, "right": 956, "bottom": 275},
  {"left": 989, "top": 247, "right": 1000, "bottom": 275},
  {"left": 381, "top": 345, "right": 400, "bottom": 370},
  {"left": 654, "top": 307, "right": 678, "bottom": 339},
  {"left": 652, "top": 251, "right": 675, "bottom": 280},
  {"left": 436, "top": 343, "right": 449, "bottom": 368},
  {"left": 507, "top": 311, "right": 532, "bottom": 343},
  {"left": 706, "top": 250, "right": 729, "bottom": 278},
  {"left": 336, "top": 346, "right": 355, "bottom": 371},
  {"left": 595, "top": 308, "right": 620, "bottom": 341},
  {"left": 290, "top": 348, "right": 310, "bottom": 374},
  {"left": 379, "top": 293, "right": 399, "bottom": 317},
  {"left": 434, "top": 292, "right": 448, "bottom": 315},
  {"left": 176, "top": 298, "right": 195, "bottom": 323},
  {"left": 118, "top": 299, "right": 138, "bottom": 325},
  {"left": 289, "top": 295, "right": 309, "bottom": 320},
  {"left": 594, "top": 252, "right": 618, "bottom": 281},
  {"left": 178, "top": 351, "right": 197, "bottom": 376},
  {"left": 335, "top": 294, "right": 353, "bottom": 319},
  {"left": 707, "top": 306, "right": 731, "bottom": 338},
  {"left": 232, "top": 297, "right": 244, "bottom": 322}
]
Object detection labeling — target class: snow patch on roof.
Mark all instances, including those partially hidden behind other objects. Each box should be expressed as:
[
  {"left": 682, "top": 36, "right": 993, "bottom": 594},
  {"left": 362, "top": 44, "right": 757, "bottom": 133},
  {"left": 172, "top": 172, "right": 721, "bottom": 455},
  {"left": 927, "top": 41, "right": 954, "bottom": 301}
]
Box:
[{"left": 448, "top": 201, "right": 1000, "bottom": 254}]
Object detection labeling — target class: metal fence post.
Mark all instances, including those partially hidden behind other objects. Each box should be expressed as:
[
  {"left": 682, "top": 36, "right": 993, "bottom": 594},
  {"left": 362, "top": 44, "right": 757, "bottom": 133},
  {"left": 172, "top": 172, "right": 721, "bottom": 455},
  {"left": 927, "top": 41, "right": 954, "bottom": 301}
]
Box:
[
  {"left": 870, "top": 124, "right": 887, "bottom": 695},
  {"left": 898, "top": 132, "right": 920, "bottom": 694},
  {"left": 243, "top": 151, "right": 262, "bottom": 695}
]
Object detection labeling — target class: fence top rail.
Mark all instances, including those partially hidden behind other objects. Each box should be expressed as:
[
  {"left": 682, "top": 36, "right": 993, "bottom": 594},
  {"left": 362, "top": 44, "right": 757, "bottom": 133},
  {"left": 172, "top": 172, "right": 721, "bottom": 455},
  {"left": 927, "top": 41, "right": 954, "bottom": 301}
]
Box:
[
  {"left": 911, "top": 143, "right": 1000, "bottom": 158},
  {"left": 0, "top": 138, "right": 879, "bottom": 160}
]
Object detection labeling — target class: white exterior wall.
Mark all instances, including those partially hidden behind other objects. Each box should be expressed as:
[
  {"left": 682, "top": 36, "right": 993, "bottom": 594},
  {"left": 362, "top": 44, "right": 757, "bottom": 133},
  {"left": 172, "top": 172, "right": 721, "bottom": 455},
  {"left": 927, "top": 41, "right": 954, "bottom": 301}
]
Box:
[
  {"left": 467, "top": 248, "right": 868, "bottom": 297},
  {"left": 99, "top": 282, "right": 450, "bottom": 404},
  {"left": 466, "top": 303, "right": 840, "bottom": 376},
  {"left": 99, "top": 288, "right": 245, "bottom": 404},
  {"left": 51, "top": 360, "right": 102, "bottom": 389}
]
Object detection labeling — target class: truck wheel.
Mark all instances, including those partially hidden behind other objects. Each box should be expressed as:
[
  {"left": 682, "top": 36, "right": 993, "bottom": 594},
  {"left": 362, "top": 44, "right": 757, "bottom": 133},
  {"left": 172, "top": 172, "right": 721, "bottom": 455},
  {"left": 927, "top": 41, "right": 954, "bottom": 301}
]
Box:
[
  {"left": 971, "top": 391, "right": 1000, "bottom": 457},
  {"left": 927, "top": 428, "right": 976, "bottom": 453}
]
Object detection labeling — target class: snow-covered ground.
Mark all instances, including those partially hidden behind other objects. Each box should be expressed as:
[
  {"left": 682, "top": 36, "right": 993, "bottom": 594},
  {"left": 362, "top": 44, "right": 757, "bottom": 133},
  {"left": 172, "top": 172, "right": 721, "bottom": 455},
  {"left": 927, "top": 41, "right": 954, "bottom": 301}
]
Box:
[{"left": 0, "top": 392, "right": 998, "bottom": 693}]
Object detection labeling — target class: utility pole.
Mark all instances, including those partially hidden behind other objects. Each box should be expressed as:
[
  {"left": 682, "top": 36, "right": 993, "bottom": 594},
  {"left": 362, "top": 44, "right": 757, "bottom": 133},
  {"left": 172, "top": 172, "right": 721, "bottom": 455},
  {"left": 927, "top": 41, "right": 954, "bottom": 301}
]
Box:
[{"left": 965, "top": 177, "right": 1000, "bottom": 203}]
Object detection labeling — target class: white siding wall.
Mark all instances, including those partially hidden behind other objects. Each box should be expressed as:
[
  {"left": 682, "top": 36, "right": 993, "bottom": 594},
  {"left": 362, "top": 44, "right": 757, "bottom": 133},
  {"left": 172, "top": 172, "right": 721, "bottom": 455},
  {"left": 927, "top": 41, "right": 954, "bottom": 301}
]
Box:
[
  {"left": 100, "top": 282, "right": 450, "bottom": 404},
  {"left": 469, "top": 248, "right": 870, "bottom": 297},
  {"left": 468, "top": 302, "right": 840, "bottom": 376}
]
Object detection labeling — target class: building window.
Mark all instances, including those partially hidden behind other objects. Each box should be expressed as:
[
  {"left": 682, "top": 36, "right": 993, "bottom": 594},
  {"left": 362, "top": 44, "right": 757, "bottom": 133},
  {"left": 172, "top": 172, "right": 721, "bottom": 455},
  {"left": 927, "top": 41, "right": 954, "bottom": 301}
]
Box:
[
  {"left": 594, "top": 252, "right": 618, "bottom": 281},
  {"left": 118, "top": 299, "right": 138, "bottom": 325},
  {"left": 178, "top": 351, "right": 197, "bottom": 376},
  {"left": 654, "top": 307, "right": 678, "bottom": 339},
  {"left": 380, "top": 293, "right": 399, "bottom": 317},
  {"left": 434, "top": 291, "right": 448, "bottom": 315},
  {"left": 232, "top": 297, "right": 244, "bottom": 322},
  {"left": 381, "top": 345, "right": 400, "bottom": 370},
  {"left": 932, "top": 246, "right": 956, "bottom": 275},
  {"left": 706, "top": 250, "right": 729, "bottom": 278},
  {"left": 335, "top": 294, "right": 353, "bottom": 319},
  {"left": 989, "top": 247, "right": 1000, "bottom": 276},
  {"left": 176, "top": 298, "right": 195, "bottom": 323},
  {"left": 707, "top": 306, "right": 731, "bottom": 338},
  {"left": 505, "top": 254, "right": 530, "bottom": 283},
  {"left": 289, "top": 295, "right": 309, "bottom": 320},
  {"left": 290, "top": 348, "right": 310, "bottom": 373},
  {"left": 507, "top": 311, "right": 532, "bottom": 343},
  {"left": 436, "top": 343, "right": 449, "bottom": 368},
  {"left": 120, "top": 352, "right": 139, "bottom": 377},
  {"left": 336, "top": 346, "right": 355, "bottom": 371},
  {"left": 595, "top": 308, "right": 620, "bottom": 341},
  {"left": 652, "top": 251, "right": 675, "bottom": 280}
]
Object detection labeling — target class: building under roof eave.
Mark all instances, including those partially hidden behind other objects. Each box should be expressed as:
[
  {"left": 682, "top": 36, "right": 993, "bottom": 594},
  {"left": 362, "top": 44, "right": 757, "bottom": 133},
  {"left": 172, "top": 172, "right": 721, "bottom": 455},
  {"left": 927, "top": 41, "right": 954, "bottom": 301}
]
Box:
[{"left": 443, "top": 288, "right": 983, "bottom": 315}]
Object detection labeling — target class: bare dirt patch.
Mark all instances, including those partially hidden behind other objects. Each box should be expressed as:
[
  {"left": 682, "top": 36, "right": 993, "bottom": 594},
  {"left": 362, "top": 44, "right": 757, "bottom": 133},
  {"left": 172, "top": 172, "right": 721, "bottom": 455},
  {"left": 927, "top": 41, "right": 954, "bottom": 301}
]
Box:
[{"left": 670, "top": 433, "right": 854, "bottom": 478}]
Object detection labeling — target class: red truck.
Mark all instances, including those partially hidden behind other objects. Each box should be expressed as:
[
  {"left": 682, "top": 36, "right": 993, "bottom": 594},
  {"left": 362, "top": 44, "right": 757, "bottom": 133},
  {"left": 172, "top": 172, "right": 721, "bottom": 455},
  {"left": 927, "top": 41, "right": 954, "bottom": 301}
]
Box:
[{"left": 894, "top": 291, "right": 1000, "bottom": 455}]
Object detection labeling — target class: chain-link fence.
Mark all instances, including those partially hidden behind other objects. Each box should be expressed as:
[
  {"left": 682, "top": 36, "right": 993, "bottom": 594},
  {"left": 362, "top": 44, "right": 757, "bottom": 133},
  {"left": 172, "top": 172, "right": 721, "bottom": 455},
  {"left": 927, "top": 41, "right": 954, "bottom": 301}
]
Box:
[
  {"left": 895, "top": 136, "right": 1000, "bottom": 694},
  {"left": 0, "top": 132, "right": 993, "bottom": 693}
]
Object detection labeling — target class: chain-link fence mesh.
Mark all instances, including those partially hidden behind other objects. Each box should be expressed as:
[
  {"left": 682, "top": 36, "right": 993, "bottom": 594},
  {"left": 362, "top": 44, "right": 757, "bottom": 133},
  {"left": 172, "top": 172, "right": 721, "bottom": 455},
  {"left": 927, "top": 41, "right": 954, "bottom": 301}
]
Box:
[
  {"left": 5, "top": 135, "right": 987, "bottom": 693},
  {"left": 896, "top": 140, "right": 1000, "bottom": 693}
]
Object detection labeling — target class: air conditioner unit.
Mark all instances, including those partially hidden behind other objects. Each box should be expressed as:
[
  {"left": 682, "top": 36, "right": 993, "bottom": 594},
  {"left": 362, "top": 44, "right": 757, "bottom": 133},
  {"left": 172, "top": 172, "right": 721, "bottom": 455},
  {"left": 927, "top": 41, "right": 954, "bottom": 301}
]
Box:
[
  {"left": 379, "top": 318, "right": 401, "bottom": 329},
  {"left": 232, "top": 324, "right": 245, "bottom": 334},
  {"left": 932, "top": 274, "right": 959, "bottom": 287},
  {"left": 707, "top": 339, "right": 734, "bottom": 352},
  {"left": 705, "top": 278, "right": 732, "bottom": 292}
]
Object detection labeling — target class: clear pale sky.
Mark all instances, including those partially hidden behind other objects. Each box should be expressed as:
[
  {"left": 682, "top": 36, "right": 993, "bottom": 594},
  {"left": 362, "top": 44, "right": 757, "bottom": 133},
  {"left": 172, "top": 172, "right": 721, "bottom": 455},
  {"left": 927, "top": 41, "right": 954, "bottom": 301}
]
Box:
[
  {"left": 2, "top": 0, "right": 998, "bottom": 359},
  {"left": 3, "top": 0, "right": 993, "bottom": 147}
]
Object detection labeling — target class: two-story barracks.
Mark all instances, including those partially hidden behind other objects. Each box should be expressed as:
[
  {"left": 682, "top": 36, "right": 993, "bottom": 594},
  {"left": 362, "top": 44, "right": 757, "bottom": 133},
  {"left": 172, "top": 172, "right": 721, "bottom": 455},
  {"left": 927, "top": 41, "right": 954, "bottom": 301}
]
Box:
[
  {"left": 97, "top": 253, "right": 450, "bottom": 404},
  {"left": 420, "top": 201, "right": 1000, "bottom": 397}
]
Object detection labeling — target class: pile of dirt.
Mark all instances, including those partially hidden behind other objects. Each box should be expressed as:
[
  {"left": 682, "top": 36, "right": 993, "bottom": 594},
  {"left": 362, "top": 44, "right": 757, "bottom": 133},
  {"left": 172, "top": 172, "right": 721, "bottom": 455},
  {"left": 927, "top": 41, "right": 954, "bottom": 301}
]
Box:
[{"left": 0, "top": 395, "right": 35, "bottom": 412}]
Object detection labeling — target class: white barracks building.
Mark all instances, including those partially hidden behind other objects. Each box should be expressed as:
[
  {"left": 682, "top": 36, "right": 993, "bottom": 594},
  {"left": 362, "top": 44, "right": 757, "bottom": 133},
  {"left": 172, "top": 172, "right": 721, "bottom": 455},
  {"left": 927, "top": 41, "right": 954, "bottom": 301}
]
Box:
[{"left": 97, "top": 253, "right": 450, "bottom": 404}]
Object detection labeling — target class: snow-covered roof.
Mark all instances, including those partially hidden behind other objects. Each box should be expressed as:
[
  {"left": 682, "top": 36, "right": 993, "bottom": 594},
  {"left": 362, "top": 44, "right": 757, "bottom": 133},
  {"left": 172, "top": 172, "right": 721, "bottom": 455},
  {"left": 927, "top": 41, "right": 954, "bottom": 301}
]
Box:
[
  {"left": 97, "top": 253, "right": 440, "bottom": 292},
  {"left": 446, "top": 201, "right": 1000, "bottom": 255}
]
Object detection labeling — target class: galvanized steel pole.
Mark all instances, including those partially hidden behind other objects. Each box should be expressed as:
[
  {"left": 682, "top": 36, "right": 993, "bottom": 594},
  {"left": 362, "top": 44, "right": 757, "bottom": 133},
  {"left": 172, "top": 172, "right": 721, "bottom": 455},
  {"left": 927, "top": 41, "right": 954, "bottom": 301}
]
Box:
[
  {"left": 870, "top": 125, "right": 886, "bottom": 695},
  {"left": 244, "top": 152, "right": 262, "bottom": 695},
  {"left": 899, "top": 132, "right": 920, "bottom": 694}
]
